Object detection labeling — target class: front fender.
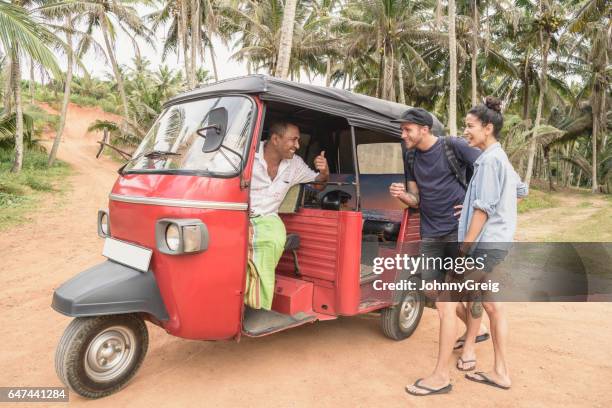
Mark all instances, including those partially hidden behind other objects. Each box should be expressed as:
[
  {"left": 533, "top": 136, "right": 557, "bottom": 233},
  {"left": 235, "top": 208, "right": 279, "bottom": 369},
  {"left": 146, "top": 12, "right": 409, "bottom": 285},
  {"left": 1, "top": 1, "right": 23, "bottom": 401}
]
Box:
[{"left": 52, "top": 260, "right": 169, "bottom": 320}]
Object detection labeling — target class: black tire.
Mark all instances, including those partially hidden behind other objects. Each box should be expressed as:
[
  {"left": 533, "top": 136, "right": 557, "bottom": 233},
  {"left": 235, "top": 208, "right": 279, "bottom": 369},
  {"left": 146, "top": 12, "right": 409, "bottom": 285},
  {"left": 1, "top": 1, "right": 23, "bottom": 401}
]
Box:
[
  {"left": 381, "top": 287, "right": 424, "bottom": 340},
  {"left": 55, "top": 314, "right": 148, "bottom": 399}
]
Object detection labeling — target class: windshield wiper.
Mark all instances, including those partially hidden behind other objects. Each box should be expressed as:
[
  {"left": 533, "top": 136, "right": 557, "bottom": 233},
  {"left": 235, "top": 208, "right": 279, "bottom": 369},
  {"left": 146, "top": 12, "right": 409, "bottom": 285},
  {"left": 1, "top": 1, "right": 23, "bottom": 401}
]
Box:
[
  {"left": 118, "top": 150, "right": 182, "bottom": 175},
  {"left": 143, "top": 150, "right": 181, "bottom": 159}
]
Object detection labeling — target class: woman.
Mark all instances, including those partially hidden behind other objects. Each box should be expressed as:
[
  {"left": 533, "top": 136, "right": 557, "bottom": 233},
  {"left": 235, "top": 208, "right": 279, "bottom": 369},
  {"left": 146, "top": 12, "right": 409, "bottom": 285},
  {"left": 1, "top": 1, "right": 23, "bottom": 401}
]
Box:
[{"left": 457, "top": 96, "right": 528, "bottom": 390}]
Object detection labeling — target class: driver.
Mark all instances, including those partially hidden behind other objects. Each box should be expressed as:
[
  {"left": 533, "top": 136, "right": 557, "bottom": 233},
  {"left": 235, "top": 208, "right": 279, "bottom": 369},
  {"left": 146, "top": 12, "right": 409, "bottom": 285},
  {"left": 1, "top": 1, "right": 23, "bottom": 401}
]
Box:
[{"left": 245, "top": 122, "right": 329, "bottom": 310}]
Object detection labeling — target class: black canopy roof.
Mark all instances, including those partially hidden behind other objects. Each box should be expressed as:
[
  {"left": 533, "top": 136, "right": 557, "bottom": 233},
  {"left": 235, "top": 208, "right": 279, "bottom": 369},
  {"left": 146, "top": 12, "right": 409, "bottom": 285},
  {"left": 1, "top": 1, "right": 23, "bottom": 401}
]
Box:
[{"left": 166, "top": 75, "right": 445, "bottom": 138}]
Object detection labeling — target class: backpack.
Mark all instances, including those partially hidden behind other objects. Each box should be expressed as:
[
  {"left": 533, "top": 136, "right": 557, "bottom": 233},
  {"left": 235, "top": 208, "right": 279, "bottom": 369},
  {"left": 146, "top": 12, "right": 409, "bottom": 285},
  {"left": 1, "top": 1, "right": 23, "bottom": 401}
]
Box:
[{"left": 404, "top": 136, "right": 473, "bottom": 190}]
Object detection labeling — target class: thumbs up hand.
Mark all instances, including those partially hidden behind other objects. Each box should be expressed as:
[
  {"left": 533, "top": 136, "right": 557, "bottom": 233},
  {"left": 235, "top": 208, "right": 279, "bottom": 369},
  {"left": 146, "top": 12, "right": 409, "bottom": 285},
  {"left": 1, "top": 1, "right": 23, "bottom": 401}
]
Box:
[{"left": 314, "top": 150, "right": 329, "bottom": 176}]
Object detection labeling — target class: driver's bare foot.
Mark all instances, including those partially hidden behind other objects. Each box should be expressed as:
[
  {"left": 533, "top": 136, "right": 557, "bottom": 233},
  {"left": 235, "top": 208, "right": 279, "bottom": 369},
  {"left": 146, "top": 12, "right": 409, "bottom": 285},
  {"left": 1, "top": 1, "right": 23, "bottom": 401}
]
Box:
[{"left": 405, "top": 373, "right": 450, "bottom": 395}]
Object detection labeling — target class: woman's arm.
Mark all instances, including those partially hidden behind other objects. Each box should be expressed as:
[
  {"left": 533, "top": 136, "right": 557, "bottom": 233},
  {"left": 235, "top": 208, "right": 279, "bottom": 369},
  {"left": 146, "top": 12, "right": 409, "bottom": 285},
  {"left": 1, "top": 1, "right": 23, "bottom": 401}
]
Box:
[{"left": 460, "top": 209, "right": 488, "bottom": 255}]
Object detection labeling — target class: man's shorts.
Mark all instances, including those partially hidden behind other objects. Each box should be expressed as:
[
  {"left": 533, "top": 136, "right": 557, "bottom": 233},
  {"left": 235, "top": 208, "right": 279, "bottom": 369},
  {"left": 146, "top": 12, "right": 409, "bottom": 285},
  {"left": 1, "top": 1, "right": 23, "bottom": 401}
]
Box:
[{"left": 419, "top": 229, "right": 460, "bottom": 282}]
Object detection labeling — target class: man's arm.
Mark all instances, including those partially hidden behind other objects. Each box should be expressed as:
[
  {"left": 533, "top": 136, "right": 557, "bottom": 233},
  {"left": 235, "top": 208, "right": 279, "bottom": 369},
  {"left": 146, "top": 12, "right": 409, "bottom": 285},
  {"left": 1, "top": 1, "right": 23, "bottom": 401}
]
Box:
[
  {"left": 312, "top": 151, "right": 329, "bottom": 191},
  {"left": 390, "top": 181, "right": 419, "bottom": 208}
]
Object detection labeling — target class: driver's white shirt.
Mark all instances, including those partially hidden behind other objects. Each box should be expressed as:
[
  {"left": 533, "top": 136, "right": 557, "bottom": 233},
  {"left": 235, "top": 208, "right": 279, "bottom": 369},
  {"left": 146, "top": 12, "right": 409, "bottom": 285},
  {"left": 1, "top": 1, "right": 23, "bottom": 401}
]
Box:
[{"left": 250, "top": 142, "right": 318, "bottom": 216}]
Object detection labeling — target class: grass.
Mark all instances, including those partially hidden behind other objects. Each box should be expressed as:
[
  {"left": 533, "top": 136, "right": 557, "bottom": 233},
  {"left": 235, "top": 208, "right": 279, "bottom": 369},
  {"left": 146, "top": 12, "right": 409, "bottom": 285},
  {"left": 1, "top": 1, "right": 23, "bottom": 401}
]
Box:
[
  {"left": 24, "top": 103, "right": 59, "bottom": 131},
  {"left": 545, "top": 204, "right": 612, "bottom": 242},
  {"left": 518, "top": 188, "right": 559, "bottom": 213},
  {"left": 0, "top": 147, "right": 71, "bottom": 231},
  {"left": 33, "top": 88, "right": 120, "bottom": 115}
]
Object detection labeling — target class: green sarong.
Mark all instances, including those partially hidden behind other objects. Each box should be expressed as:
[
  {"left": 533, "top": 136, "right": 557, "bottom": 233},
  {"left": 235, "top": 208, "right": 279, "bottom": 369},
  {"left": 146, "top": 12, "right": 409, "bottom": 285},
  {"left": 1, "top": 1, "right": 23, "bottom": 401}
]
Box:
[{"left": 245, "top": 214, "right": 286, "bottom": 310}]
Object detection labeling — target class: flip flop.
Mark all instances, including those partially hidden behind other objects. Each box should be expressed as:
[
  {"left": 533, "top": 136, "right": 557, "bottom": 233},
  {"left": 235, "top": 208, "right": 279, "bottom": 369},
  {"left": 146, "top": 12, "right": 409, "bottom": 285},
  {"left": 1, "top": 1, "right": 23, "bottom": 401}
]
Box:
[
  {"left": 456, "top": 357, "right": 476, "bottom": 371},
  {"left": 405, "top": 379, "right": 452, "bottom": 396},
  {"left": 454, "top": 333, "right": 490, "bottom": 350},
  {"left": 465, "top": 372, "right": 511, "bottom": 390}
]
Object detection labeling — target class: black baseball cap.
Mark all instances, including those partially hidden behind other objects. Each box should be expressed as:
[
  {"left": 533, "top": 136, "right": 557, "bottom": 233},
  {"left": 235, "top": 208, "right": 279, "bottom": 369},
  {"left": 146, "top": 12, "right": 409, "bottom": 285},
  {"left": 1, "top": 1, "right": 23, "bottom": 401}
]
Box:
[{"left": 391, "top": 107, "right": 433, "bottom": 128}]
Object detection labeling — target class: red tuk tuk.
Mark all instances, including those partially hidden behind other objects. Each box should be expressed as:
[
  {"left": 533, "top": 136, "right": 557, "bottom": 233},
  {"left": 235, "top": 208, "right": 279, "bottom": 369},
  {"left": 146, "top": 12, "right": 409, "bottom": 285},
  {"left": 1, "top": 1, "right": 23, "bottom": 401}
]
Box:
[{"left": 52, "top": 75, "right": 446, "bottom": 398}]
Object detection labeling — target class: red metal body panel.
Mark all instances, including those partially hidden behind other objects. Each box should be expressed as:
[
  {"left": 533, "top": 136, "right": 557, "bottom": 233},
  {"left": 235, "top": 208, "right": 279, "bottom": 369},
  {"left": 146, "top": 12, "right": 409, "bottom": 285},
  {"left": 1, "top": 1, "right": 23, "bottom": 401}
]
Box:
[
  {"left": 106, "top": 96, "right": 264, "bottom": 340},
  {"left": 278, "top": 209, "right": 363, "bottom": 316},
  {"left": 272, "top": 275, "right": 313, "bottom": 315},
  {"left": 359, "top": 208, "right": 422, "bottom": 307}
]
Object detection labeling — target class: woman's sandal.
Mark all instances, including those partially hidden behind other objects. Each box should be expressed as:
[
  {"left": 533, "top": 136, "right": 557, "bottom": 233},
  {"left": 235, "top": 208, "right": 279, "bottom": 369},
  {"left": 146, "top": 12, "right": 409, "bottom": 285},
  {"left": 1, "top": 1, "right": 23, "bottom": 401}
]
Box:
[
  {"left": 465, "top": 372, "right": 511, "bottom": 390},
  {"left": 405, "top": 379, "right": 453, "bottom": 396},
  {"left": 454, "top": 332, "right": 490, "bottom": 350}
]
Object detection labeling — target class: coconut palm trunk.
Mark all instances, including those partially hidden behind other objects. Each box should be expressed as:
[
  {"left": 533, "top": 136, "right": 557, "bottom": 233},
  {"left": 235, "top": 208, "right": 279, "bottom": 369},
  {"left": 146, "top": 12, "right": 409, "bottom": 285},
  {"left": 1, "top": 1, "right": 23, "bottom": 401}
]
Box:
[
  {"left": 590, "top": 85, "right": 601, "bottom": 193},
  {"left": 29, "top": 57, "right": 34, "bottom": 103},
  {"left": 522, "top": 50, "right": 530, "bottom": 121},
  {"left": 448, "top": 0, "right": 458, "bottom": 135},
  {"left": 48, "top": 17, "right": 74, "bottom": 167},
  {"left": 325, "top": 59, "right": 332, "bottom": 87},
  {"left": 382, "top": 44, "right": 395, "bottom": 101},
  {"left": 524, "top": 29, "right": 550, "bottom": 187},
  {"left": 100, "top": 14, "right": 130, "bottom": 133},
  {"left": 3, "top": 57, "right": 12, "bottom": 113},
  {"left": 471, "top": 0, "right": 479, "bottom": 107},
  {"left": 10, "top": 48, "right": 23, "bottom": 173},
  {"left": 190, "top": 0, "right": 200, "bottom": 88},
  {"left": 275, "top": 0, "right": 298, "bottom": 79},
  {"left": 397, "top": 60, "right": 405, "bottom": 104},
  {"left": 179, "top": 0, "right": 190, "bottom": 84},
  {"left": 209, "top": 43, "right": 219, "bottom": 81}
]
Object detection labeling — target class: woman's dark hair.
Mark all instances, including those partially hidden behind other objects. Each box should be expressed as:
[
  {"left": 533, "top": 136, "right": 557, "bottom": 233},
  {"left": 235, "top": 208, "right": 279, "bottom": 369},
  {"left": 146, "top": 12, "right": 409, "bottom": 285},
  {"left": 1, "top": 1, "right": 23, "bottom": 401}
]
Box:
[{"left": 468, "top": 96, "right": 504, "bottom": 138}]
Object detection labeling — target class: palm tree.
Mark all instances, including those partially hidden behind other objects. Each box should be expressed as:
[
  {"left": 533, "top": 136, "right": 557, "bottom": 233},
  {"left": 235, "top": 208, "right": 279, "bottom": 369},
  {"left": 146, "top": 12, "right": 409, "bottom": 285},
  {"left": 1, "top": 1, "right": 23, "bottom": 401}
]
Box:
[
  {"left": 224, "top": 1, "right": 333, "bottom": 79},
  {"left": 52, "top": 0, "right": 153, "bottom": 133},
  {"left": 448, "top": 0, "right": 458, "bottom": 134},
  {"left": 47, "top": 15, "right": 75, "bottom": 167},
  {"left": 524, "top": 0, "right": 562, "bottom": 186},
  {"left": 0, "top": 0, "right": 61, "bottom": 172},
  {"left": 339, "top": 0, "right": 441, "bottom": 102},
  {"left": 276, "top": 0, "right": 298, "bottom": 78},
  {"left": 568, "top": 0, "right": 610, "bottom": 192}
]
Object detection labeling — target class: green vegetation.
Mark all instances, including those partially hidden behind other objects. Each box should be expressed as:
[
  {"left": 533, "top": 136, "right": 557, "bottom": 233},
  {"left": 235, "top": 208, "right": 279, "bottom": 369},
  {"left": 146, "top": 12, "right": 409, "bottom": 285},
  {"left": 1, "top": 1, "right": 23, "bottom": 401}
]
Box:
[
  {"left": 0, "top": 147, "right": 71, "bottom": 231},
  {"left": 547, "top": 203, "right": 612, "bottom": 242},
  {"left": 518, "top": 188, "right": 559, "bottom": 213}
]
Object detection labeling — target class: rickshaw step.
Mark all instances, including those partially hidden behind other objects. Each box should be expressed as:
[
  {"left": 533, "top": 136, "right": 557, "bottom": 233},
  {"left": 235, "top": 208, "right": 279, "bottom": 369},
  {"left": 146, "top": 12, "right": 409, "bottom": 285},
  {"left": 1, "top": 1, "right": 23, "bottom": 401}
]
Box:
[{"left": 242, "top": 307, "right": 316, "bottom": 337}]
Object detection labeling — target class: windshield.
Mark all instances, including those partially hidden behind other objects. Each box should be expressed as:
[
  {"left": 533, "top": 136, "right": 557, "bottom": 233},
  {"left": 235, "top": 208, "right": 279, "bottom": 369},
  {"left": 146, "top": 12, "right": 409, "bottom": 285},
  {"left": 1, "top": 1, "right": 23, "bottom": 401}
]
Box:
[{"left": 123, "top": 96, "right": 255, "bottom": 175}]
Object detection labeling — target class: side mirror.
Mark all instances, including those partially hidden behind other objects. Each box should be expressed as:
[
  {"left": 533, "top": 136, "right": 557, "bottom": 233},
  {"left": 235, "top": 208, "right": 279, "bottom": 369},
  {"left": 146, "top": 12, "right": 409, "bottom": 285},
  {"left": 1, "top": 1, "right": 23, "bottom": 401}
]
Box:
[{"left": 198, "top": 107, "right": 228, "bottom": 153}]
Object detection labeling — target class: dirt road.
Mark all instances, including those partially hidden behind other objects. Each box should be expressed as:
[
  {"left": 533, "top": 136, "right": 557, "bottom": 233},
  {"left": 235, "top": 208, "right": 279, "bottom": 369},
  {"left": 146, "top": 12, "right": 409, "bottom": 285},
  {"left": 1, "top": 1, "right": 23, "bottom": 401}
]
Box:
[{"left": 1, "top": 104, "right": 610, "bottom": 407}]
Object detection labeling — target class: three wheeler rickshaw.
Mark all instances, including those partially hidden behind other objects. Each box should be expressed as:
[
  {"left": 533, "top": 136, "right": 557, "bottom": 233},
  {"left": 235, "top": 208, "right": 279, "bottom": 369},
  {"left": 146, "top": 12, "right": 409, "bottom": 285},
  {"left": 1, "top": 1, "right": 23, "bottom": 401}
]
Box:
[{"left": 51, "top": 75, "right": 446, "bottom": 398}]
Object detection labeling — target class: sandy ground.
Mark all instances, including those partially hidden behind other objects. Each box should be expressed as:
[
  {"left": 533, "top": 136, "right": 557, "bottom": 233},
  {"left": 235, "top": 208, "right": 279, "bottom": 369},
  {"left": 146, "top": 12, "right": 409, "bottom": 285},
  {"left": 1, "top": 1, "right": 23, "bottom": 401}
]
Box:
[{"left": 1, "top": 104, "right": 611, "bottom": 407}]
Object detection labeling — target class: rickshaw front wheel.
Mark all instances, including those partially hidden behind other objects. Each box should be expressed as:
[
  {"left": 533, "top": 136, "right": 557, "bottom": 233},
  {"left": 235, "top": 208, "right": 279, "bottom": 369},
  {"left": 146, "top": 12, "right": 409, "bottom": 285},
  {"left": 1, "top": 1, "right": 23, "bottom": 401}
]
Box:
[
  {"left": 55, "top": 314, "right": 149, "bottom": 399},
  {"left": 381, "top": 286, "right": 424, "bottom": 340}
]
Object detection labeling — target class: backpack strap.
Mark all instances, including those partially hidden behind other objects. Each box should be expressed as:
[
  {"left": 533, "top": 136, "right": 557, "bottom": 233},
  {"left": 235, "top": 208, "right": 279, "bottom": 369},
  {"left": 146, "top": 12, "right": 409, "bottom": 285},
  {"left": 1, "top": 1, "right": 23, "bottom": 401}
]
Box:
[
  {"left": 404, "top": 148, "right": 417, "bottom": 186},
  {"left": 441, "top": 136, "right": 468, "bottom": 189}
]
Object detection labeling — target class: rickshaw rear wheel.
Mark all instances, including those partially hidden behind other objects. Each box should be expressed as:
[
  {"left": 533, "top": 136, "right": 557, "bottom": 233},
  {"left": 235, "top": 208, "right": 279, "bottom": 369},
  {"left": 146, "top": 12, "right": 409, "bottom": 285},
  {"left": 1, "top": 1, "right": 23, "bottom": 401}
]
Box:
[
  {"left": 55, "top": 314, "right": 149, "bottom": 399},
  {"left": 381, "top": 286, "right": 424, "bottom": 340}
]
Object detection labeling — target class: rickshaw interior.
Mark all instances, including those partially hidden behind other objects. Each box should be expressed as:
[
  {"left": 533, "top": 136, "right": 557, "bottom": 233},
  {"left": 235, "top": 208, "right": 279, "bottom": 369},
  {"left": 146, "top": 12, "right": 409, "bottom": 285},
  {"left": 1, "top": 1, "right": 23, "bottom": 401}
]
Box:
[{"left": 242, "top": 100, "right": 418, "bottom": 337}]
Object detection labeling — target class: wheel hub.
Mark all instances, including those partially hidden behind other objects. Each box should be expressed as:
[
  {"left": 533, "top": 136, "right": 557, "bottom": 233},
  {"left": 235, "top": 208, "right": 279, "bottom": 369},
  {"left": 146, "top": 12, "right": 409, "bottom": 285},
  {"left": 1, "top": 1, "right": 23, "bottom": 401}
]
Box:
[
  {"left": 84, "top": 326, "right": 136, "bottom": 382},
  {"left": 398, "top": 293, "right": 419, "bottom": 331}
]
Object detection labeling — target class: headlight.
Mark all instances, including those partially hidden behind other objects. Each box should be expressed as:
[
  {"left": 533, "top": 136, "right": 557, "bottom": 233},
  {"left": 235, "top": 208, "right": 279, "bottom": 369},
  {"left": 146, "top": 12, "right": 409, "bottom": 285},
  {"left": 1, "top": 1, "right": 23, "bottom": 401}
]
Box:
[
  {"left": 165, "top": 224, "right": 181, "bottom": 251},
  {"left": 156, "top": 219, "right": 209, "bottom": 255},
  {"left": 100, "top": 213, "right": 109, "bottom": 235},
  {"left": 97, "top": 209, "right": 110, "bottom": 238}
]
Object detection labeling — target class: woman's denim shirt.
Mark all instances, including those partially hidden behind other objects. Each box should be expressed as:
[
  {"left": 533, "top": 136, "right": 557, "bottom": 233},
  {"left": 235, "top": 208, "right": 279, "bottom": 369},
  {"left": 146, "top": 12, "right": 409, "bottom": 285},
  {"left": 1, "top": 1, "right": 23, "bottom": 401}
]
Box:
[{"left": 458, "top": 142, "right": 528, "bottom": 250}]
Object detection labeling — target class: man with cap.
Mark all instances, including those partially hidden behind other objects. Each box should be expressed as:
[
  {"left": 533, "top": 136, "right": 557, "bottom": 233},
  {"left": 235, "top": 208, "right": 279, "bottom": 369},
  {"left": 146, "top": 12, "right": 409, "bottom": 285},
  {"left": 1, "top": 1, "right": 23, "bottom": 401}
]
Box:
[{"left": 388, "top": 108, "right": 487, "bottom": 396}]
